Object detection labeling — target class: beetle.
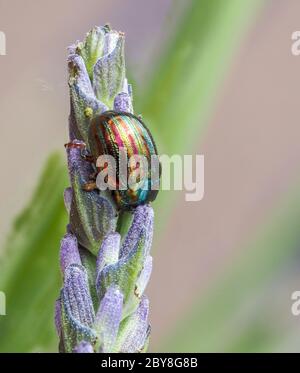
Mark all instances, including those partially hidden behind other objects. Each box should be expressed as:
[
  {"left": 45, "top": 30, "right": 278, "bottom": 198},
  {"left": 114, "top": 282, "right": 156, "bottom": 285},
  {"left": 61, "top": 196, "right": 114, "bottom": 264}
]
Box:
[{"left": 70, "top": 111, "right": 160, "bottom": 210}]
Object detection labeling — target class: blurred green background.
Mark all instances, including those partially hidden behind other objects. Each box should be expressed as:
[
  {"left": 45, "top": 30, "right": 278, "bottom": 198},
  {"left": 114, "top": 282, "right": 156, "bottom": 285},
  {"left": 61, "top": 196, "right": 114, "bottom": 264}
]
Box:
[{"left": 1, "top": 0, "right": 300, "bottom": 352}]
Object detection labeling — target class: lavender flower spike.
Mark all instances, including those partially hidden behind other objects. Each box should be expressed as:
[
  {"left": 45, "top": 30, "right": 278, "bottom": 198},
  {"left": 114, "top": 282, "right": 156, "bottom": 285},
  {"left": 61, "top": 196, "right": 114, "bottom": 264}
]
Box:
[{"left": 56, "top": 25, "right": 156, "bottom": 353}]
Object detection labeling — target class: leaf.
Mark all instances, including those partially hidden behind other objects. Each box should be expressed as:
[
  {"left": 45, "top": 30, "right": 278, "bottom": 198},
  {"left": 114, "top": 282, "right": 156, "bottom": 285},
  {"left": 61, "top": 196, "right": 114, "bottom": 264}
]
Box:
[{"left": 0, "top": 153, "right": 68, "bottom": 352}]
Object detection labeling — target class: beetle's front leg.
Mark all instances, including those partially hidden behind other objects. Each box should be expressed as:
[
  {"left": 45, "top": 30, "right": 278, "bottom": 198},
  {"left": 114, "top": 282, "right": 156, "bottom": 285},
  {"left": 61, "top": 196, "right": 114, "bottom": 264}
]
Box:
[
  {"left": 65, "top": 141, "right": 94, "bottom": 162},
  {"left": 64, "top": 141, "right": 86, "bottom": 150}
]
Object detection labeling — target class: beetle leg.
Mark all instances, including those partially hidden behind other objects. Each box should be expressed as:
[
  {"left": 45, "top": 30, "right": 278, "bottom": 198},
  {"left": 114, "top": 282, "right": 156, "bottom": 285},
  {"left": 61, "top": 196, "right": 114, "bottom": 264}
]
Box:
[
  {"left": 82, "top": 181, "right": 97, "bottom": 191},
  {"left": 64, "top": 141, "right": 86, "bottom": 149},
  {"left": 65, "top": 141, "right": 95, "bottom": 164}
]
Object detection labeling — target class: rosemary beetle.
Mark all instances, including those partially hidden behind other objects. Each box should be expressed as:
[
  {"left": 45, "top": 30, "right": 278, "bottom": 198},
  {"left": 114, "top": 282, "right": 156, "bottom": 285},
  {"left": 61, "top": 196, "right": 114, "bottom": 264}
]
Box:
[{"left": 84, "top": 111, "right": 160, "bottom": 210}]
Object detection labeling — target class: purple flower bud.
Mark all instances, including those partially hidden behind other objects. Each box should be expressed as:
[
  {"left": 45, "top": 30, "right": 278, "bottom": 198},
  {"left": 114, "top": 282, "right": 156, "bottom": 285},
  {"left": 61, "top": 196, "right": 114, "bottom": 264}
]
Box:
[
  {"left": 117, "top": 296, "right": 150, "bottom": 353},
  {"left": 120, "top": 205, "right": 154, "bottom": 258},
  {"left": 114, "top": 92, "right": 133, "bottom": 113},
  {"left": 60, "top": 264, "right": 96, "bottom": 351},
  {"left": 73, "top": 341, "right": 94, "bottom": 353},
  {"left": 60, "top": 233, "right": 81, "bottom": 274},
  {"left": 63, "top": 264, "right": 95, "bottom": 326},
  {"left": 96, "top": 233, "right": 121, "bottom": 276},
  {"left": 95, "top": 286, "right": 123, "bottom": 352}
]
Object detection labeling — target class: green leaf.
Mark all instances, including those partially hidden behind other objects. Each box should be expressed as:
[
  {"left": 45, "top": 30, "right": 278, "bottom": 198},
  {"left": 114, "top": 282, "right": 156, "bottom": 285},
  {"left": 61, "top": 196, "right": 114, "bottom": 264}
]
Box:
[{"left": 0, "top": 153, "right": 68, "bottom": 352}]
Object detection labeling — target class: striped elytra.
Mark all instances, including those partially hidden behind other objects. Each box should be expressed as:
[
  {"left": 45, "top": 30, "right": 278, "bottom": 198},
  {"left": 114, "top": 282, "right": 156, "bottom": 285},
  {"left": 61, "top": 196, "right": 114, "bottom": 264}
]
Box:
[{"left": 88, "top": 111, "right": 160, "bottom": 210}]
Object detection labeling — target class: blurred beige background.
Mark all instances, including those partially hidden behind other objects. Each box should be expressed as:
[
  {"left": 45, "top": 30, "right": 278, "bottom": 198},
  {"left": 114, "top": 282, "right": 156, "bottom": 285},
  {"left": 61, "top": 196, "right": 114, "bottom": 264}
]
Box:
[
  {"left": 149, "top": 0, "right": 300, "bottom": 348},
  {"left": 2, "top": 0, "right": 300, "bottom": 350}
]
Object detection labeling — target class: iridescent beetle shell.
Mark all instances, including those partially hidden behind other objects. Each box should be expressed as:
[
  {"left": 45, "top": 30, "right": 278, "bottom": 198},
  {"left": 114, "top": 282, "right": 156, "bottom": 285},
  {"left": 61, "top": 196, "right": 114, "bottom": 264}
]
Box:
[{"left": 88, "top": 111, "right": 160, "bottom": 210}]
